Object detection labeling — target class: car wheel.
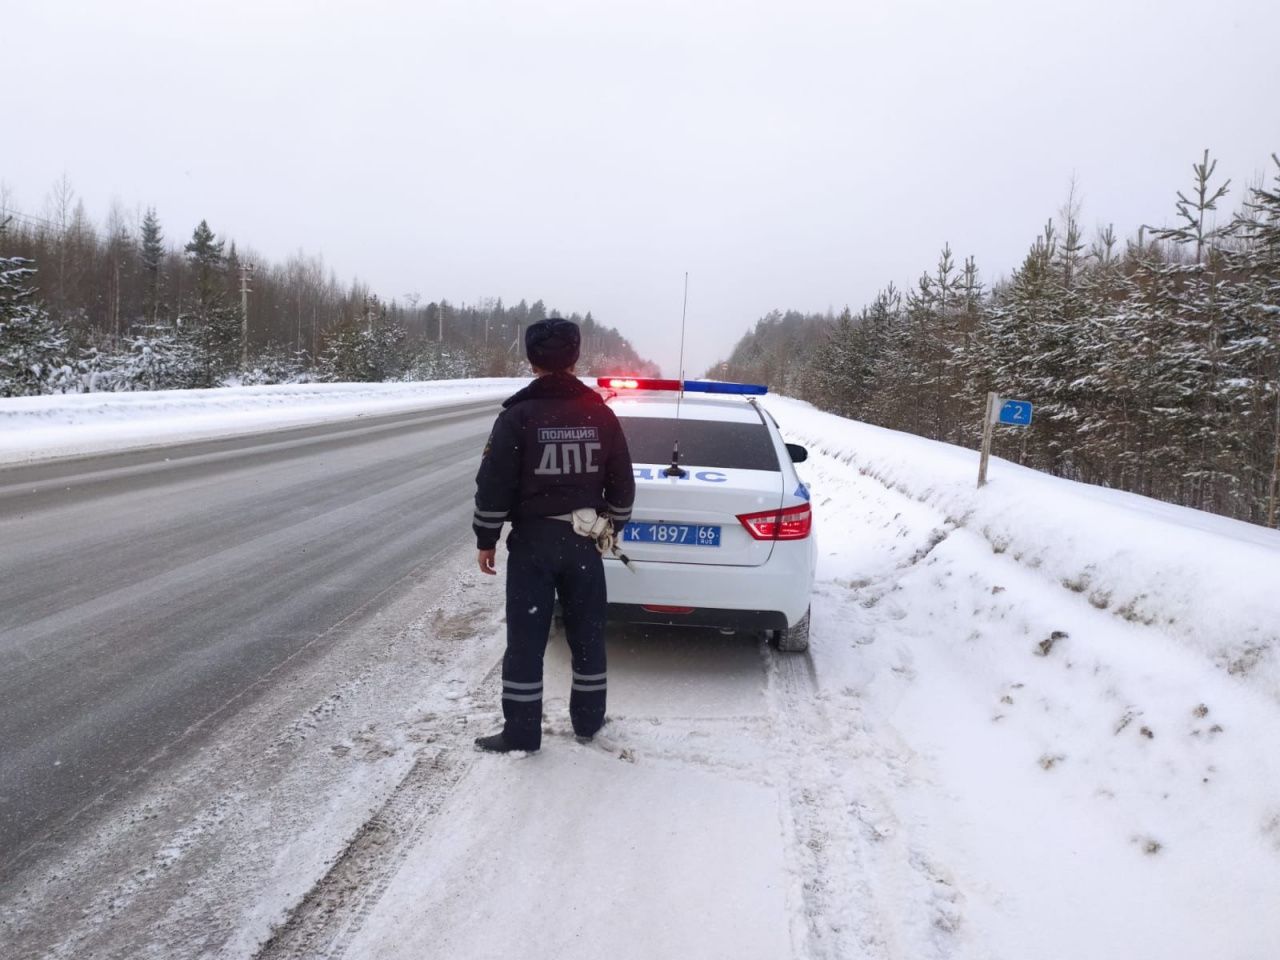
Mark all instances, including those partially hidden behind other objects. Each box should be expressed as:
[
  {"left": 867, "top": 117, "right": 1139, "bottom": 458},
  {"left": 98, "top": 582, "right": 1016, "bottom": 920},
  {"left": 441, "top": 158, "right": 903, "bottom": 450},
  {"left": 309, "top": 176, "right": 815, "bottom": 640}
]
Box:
[{"left": 774, "top": 606, "right": 810, "bottom": 653}]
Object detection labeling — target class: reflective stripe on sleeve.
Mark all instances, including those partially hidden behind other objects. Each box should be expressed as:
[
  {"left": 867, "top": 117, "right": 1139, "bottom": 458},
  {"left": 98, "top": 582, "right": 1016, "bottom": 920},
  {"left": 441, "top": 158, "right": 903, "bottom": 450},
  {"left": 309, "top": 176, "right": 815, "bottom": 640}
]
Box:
[{"left": 473, "top": 519, "right": 505, "bottom": 529}]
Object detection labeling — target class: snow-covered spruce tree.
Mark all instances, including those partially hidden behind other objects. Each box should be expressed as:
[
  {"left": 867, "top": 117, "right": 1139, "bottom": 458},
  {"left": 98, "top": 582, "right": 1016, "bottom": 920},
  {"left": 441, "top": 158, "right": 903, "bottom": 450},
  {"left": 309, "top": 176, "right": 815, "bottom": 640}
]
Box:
[
  {"left": 978, "top": 206, "right": 1092, "bottom": 478},
  {"left": 110, "top": 325, "right": 202, "bottom": 391},
  {"left": 177, "top": 219, "right": 240, "bottom": 386},
  {"left": 1148, "top": 150, "right": 1238, "bottom": 510},
  {"left": 1227, "top": 154, "right": 1280, "bottom": 522},
  {"left": 806, "top": 307, "right": 863, "bottom": 418},
  {"left": 979, "top": 222, "right": 1061, "bottom": 468},
  {"left": 238, "top": 344, "right": 308, "bottom": 385},
  {"left": 855, "top": 285, "right": 903, "bottom": 427},
  {"left": 946, "top": 256, "right": 987, "bottom": 447},
  {"left": 905, "top": 244, "right": 968, "bottom": 442},
  {"left": 319, "top": 295, "right": 407, "bottom": 382},
  {"left": 405, "top": 342, "right": 481, "bottom": 381},
  {"left": 0, "top": 234, "right": 75, "bottom": 397},
  {"left": 319, "top": 322, "right": 377, "bottom": 382},
  {"left": 1038, "top": 203, "right": 1094, "bottom": 477},
  {"left": 1070, "top": 224, "right": 1136, "bottom": 487}
]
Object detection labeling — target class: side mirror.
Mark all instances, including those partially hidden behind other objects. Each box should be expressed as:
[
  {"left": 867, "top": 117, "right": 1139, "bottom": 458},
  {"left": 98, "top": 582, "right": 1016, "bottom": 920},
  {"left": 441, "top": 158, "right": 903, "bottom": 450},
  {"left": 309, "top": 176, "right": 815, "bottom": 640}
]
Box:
[{"left": 785, "top": 442, "right": 808, "bottom": 463}]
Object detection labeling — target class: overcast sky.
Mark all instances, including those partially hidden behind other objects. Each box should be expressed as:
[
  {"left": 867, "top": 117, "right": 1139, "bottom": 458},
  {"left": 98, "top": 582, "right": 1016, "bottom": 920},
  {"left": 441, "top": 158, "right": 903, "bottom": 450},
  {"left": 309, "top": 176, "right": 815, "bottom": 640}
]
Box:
[{"left": 5, "top": 0, "right": 1279, "bottom": 375}]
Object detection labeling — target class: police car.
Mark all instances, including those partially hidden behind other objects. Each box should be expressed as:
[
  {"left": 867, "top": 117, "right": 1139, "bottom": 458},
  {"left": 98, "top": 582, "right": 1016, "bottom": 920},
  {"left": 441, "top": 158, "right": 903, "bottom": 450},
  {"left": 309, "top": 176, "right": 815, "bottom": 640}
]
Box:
[{"left": 597, "top": 377, "right": 816, "bottom": 652}]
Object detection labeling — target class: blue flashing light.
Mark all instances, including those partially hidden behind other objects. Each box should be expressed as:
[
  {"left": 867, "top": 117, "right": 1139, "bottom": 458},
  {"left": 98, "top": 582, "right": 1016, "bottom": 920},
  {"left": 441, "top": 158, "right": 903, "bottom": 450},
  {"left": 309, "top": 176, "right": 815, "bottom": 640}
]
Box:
[{"left": 682, "top": 379, "right": 768, "bottom": 396}]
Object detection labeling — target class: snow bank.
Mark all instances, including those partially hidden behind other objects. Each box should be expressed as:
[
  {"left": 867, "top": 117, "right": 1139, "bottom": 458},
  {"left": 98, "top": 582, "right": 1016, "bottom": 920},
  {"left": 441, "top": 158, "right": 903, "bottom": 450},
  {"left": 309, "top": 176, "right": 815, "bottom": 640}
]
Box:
[
  {"left": 763, "top": 395, "right": 1280, "bottom": 701},
  {"left": 0, "top": 379, "right": 529, "bottom": 466},
  {"left": 790, "top": 443, "right": 1280, "bottom": 959}
]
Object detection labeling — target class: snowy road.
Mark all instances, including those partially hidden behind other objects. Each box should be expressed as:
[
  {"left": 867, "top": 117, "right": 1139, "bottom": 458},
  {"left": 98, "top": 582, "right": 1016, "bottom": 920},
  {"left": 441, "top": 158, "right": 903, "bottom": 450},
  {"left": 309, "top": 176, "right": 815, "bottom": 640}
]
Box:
[{"left": 0, "top": 399, "right": 498, "bottom": 873}]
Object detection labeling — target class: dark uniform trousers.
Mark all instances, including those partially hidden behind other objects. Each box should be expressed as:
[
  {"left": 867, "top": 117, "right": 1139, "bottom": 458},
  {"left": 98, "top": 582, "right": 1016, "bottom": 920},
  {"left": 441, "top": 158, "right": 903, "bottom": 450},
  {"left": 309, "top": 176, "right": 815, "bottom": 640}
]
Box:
[{"left": 502, "top": 518, "right": 608, "bottom": 750}]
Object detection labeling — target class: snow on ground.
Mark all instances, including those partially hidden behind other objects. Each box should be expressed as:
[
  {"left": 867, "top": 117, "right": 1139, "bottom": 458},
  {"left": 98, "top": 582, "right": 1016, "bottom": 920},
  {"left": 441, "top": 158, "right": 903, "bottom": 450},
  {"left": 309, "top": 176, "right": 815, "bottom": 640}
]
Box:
[
  {"left": 758, "top": 395, "right": 1280, "bottom": 958},
  {"left": 0, "top": 379, "right": 527, "bottom": 465},
  {"left": 5, "top": 388, "right": 1279, "bottom": 959},
  {"left": 762, "top": 395, "right": 1280, "bottom": 704}
]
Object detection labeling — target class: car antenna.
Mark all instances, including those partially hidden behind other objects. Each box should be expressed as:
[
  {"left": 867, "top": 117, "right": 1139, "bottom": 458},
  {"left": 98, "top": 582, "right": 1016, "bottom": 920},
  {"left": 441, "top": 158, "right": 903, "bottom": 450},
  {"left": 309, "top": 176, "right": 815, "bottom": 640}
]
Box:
[{"left": 663, "top": 272, "right": 690, "bottom": 478}]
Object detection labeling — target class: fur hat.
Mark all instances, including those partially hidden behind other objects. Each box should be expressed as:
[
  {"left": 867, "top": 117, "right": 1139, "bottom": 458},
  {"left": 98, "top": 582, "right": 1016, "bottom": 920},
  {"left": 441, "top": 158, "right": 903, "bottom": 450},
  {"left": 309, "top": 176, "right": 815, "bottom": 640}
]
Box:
[{"left": 524, "top": 317, "right": 581, "bottom": 372}]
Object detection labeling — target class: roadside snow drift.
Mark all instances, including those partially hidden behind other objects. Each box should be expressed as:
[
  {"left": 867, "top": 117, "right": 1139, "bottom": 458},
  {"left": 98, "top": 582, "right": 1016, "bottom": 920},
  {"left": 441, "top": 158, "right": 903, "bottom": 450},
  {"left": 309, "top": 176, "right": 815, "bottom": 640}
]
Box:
[
  {"left": 0, "top": 379, "right": 527, "bottom": 465},
  {"left": 762, "top": 395, "right": 1280, "bottom": 705}
]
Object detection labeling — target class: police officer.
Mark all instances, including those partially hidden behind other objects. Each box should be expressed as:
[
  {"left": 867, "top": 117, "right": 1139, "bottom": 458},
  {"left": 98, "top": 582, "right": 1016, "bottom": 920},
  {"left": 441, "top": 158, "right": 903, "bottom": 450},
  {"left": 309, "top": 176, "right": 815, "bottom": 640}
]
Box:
[{"left": 473, "top": 317, "right": 635, "bottom": 753}]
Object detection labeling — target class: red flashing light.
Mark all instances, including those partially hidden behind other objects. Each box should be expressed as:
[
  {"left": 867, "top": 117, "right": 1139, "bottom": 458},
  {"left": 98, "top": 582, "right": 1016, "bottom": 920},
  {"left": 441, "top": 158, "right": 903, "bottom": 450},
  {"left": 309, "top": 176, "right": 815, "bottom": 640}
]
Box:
[
  {"left": 737, "top": 503, "right": 812, "bottom": 541},
  {"left": 641, "top": 605, "right": 696, "bottom": 614},
  {"left": 600, "top": 376, "right": 682, "bottom": 391}
]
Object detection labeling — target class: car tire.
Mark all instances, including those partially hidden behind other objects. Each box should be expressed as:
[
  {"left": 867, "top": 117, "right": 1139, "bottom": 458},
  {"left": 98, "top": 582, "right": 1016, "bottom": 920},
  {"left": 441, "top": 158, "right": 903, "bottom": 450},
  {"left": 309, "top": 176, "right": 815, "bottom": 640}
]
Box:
[{"left": 774, "top": 606, "right": 810, "bottom": 653}]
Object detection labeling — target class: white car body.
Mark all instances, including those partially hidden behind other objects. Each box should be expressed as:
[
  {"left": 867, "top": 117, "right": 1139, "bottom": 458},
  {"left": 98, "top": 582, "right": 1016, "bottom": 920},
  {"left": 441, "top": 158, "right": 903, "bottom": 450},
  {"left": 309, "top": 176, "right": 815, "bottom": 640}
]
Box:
[{"left": 601, "top": 389, "right": 816, "bottom": 635}]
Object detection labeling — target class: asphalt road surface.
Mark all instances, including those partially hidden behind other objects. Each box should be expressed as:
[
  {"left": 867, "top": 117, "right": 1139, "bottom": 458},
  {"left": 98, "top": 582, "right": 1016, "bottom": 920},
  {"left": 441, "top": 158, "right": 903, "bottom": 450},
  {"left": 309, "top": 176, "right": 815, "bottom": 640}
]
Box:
[{"left": 0, "top": 399, "right": 498, "bottom": 875}]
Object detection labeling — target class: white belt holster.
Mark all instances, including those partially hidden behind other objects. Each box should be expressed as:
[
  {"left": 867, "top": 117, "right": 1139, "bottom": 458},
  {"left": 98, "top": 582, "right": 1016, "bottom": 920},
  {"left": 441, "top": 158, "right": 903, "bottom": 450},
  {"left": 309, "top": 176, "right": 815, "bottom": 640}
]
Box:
[{"left": 555, "top": 508, "right": 634, "bottom": 571}]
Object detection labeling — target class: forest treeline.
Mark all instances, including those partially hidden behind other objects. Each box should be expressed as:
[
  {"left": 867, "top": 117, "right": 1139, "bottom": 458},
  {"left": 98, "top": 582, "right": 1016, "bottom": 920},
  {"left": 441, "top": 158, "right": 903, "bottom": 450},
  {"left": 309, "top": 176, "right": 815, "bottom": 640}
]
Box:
[
  {"left": 708, "top": 151, "right": 1280, "bottom": 527},
  {"left": 0, "top": 178, "right": 657, "bottom": 394}
]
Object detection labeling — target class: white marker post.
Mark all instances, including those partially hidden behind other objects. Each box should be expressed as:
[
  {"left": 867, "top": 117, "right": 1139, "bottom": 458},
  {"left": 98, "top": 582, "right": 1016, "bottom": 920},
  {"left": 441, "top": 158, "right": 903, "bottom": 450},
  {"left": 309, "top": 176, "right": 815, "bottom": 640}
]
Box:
[{"left": 978, "top": 391, "right": 998, "bottom": 488}]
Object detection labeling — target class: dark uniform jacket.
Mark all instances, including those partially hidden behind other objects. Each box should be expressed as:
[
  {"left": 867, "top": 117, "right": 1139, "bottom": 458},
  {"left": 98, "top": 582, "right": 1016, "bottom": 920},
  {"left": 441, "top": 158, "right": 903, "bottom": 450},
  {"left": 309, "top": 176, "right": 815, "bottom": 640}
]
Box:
[{"left": 473, "top": 373, "right": 636, "bottom": 550}]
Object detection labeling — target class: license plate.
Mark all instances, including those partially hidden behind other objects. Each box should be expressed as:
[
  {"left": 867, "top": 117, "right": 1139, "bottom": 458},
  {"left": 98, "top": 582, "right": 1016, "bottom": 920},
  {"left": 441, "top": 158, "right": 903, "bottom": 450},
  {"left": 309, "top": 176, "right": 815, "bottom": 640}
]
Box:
[{"left": 622, "top": 522, "right": 721, "bottom": 547}]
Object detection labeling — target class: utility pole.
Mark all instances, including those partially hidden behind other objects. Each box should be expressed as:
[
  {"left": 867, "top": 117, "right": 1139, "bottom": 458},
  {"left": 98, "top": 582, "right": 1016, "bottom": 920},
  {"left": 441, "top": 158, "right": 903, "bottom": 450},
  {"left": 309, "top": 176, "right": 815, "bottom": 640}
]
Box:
[
  {"left": 112, "top": 258, "right": 121, "bottom": 347},
  {"left": 239, "top": 261, "right": 252, "bottom": 369}
]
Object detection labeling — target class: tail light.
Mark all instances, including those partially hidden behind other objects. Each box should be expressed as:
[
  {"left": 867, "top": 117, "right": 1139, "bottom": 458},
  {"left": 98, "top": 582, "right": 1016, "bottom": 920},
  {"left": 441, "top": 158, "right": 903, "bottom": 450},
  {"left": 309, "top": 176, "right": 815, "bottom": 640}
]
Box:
[{"left": 737, "top": 503, "right": 812, "bottom": 541}]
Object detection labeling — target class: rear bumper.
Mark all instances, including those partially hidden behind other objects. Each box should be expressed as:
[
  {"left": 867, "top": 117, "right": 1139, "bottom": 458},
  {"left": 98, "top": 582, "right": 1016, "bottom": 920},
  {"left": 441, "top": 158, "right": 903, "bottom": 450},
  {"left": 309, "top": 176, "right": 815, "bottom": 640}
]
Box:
[
  {"left": 603, "top": 537, "right": 814, "bottom": 627},
  {"left": 607, "top": 603, "right": 787, "bottom": 631}
]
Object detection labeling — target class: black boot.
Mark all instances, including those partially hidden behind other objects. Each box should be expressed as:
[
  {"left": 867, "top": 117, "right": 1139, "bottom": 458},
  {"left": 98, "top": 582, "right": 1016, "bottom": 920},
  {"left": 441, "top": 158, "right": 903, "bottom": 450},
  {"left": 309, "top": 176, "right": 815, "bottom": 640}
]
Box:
[
  {"left": 573, "top": 719, "right": 607, "bottom": 745},
  {"left": 474, "top": 732, "right": 537, "bottom": 754}
]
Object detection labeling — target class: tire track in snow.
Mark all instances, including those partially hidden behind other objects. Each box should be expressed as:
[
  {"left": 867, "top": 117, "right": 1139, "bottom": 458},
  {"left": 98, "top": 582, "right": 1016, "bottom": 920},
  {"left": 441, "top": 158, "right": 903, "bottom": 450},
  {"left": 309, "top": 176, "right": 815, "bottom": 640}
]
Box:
[
  {"left": 764, "top": 449, "right": 976, "bottom": 959},
  {"left": 254, "top": 747, "right": 473, "bottom": 960}
]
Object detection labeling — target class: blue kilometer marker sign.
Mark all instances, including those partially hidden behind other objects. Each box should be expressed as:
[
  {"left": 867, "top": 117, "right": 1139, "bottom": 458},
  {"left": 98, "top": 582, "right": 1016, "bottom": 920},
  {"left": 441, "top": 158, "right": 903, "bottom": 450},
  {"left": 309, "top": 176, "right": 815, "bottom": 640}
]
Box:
[{"left": 998, "top": 399, "right": 1033, "bottom": 426}]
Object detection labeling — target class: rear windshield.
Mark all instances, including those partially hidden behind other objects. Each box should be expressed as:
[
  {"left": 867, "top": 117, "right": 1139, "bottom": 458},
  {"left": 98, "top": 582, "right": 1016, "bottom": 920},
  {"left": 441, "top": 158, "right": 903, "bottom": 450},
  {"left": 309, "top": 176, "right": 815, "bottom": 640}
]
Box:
[{"left": 618, "top": 417, "right": 779, "bottom": 471}]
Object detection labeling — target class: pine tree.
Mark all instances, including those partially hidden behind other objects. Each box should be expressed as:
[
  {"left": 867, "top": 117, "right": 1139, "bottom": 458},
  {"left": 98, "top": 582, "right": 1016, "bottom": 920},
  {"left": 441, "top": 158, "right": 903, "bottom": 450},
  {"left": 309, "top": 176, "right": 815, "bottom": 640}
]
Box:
[
  {"left": 1148, "top": 150, "right": 1237, "bottom": 509},
  {"left": 184, "top": 219, "right": 224, "bottom": 311}
]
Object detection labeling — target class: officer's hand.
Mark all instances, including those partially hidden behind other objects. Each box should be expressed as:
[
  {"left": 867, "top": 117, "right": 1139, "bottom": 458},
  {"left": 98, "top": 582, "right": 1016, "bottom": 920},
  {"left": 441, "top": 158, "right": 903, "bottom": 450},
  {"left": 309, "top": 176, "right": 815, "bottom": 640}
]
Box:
[{"left": 478, "top": 549, "right": 497, "bottom": 575}]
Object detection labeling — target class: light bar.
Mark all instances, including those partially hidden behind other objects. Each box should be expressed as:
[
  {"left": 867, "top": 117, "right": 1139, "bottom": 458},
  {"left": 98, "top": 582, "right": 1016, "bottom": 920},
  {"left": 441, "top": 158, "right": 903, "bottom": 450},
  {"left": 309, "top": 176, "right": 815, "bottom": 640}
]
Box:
[
  {"left": 687, "top": 380, "right": 768, "bottom": 395},
  {"left": 597, "top": 377, "right": 767, "bottom": 396}
]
